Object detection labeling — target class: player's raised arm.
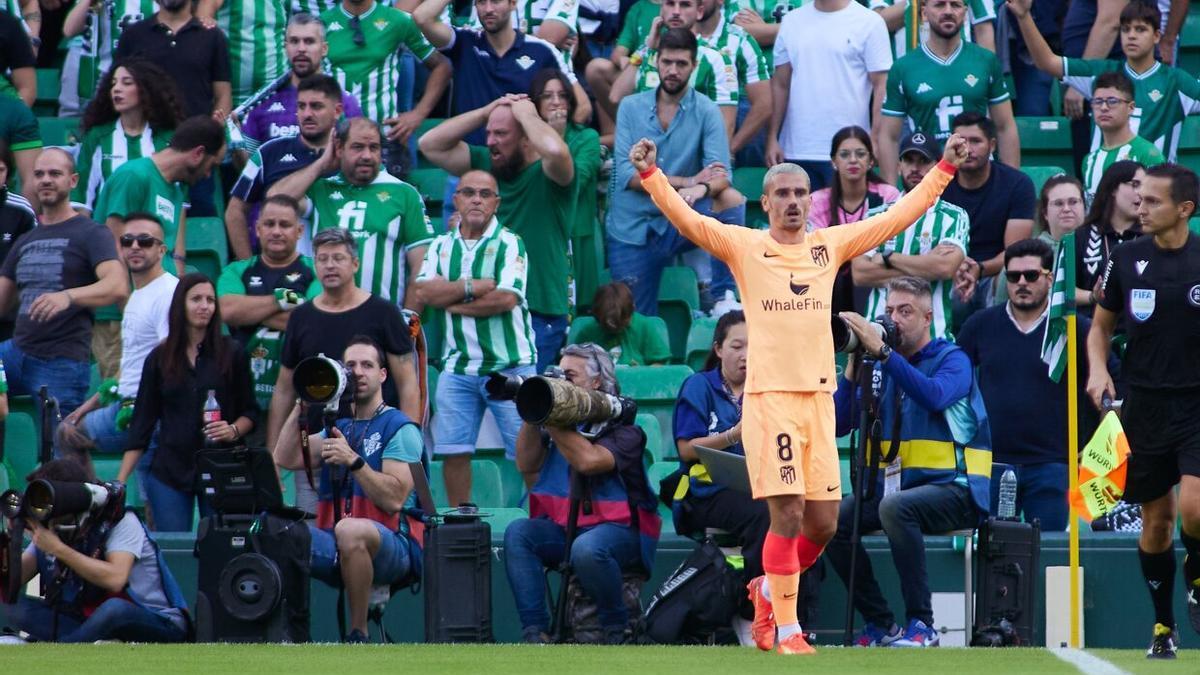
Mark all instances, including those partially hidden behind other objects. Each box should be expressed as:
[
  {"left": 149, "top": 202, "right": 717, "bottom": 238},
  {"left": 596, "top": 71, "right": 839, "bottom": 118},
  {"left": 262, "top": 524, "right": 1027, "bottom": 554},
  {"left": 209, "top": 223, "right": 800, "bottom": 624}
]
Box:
[
  {"left": 831, "top": 134, "right": 967, "bottom": 260},
  {"left": 632, "top": 138, "right": 743, "bottom": 264}
]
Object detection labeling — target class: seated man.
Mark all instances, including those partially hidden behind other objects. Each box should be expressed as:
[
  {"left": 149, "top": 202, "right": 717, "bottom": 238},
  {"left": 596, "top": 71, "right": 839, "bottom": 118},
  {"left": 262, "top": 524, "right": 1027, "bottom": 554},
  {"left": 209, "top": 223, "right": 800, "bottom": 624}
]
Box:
[
  {"left": 571, "top": 282, "right": 672, "bottom": 366},
  {"left": 273, "top": 336, "right": 424, "bottom": 643},
  {"left": 824, "top": 276, "right": 991, "bottom": 648},
  {"left": 504, "top": 343, "right": 662, "bottom": 644},
  {"left": 10, "top": 459, "right": 189, "bottom": 643}
]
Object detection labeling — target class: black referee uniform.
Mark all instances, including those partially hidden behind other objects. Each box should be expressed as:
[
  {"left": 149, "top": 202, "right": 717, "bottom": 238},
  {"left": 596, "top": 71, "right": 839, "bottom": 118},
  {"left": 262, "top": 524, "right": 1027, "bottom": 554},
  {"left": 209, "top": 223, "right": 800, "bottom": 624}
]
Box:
[{"left": 1099, "top": 231, "right": 1200, "bottom": 503}]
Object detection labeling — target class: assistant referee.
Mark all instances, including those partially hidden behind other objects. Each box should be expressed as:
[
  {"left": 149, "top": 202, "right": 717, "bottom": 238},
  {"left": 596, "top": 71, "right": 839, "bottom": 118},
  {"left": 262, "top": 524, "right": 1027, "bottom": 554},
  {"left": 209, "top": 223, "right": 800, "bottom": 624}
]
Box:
[{"left": 1087, "top": 163, "right": 1200, "bottom": 660}]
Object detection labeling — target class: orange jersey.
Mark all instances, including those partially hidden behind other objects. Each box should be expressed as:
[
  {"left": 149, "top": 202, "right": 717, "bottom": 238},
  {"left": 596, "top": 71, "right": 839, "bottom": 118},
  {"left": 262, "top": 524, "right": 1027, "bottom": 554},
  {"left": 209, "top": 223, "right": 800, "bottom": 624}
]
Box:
[{"left": 643, "top": 164, "right": 955, "bottom": 393}]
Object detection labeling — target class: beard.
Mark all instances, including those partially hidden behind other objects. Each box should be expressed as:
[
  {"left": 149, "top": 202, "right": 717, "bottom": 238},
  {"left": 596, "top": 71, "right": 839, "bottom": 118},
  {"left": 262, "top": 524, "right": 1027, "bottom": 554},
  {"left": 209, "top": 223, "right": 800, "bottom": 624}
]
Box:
[
  {"left": 491, "top": 152, "right": 524, "bottom": 182},
  {"left": 929, "top": 20, "right": 961, "bottom": 39},
  {"left": 1011, "top": 293, "right": 1047, "bottom": 312},
  {"left": 159, "top": 0, "right": 189, "bottom": 11}
]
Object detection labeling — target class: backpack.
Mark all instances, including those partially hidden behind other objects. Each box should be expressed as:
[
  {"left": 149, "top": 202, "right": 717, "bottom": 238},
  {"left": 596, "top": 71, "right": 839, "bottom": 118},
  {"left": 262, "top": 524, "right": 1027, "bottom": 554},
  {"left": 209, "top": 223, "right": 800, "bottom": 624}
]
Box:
[{"left": 641, "top": 538, "right": 741, "bottom": 644}]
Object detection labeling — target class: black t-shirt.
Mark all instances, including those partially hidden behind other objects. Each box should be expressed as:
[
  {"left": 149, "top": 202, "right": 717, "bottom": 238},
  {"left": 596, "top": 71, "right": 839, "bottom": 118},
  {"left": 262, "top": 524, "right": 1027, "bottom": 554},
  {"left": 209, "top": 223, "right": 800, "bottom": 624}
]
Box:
[
  {"left": 0, "top": 11, "right": 34, "bottom": 78},
  {"left": 113, "top": 16, "right": 231, "bottom": 117},
  {"left": 941, "top": 162, "right": 1036, "bottom": 264},
  {"left": 281, "top": 294, "right": 414, "bottom": 410},
  {"left": 0, "top": 215, "right": 118, "bottom": 361},
  {"left": 0, "top": 196, "right": 35, "bottom": 340},
  {"left": 1099, "top": 232, "right": 1200, "bottom": 389}
]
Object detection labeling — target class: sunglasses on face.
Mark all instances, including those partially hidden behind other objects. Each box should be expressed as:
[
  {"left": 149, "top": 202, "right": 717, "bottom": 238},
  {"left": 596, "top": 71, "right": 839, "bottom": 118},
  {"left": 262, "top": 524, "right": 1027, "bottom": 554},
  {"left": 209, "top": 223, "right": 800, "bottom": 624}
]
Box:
[
  {"left": 119, "top": 234, "right": 162, "bottom": 248},
  {"left": 1004, "top": 269, "right": 1048, "bottom": 283}
]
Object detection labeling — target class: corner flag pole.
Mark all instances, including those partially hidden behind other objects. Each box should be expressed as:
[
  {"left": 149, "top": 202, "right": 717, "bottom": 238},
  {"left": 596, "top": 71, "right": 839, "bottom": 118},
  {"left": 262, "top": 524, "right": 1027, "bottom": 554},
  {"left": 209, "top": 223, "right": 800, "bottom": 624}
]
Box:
[{"left": 1066, "top": 310, "right": 1081, "bottom": 648}]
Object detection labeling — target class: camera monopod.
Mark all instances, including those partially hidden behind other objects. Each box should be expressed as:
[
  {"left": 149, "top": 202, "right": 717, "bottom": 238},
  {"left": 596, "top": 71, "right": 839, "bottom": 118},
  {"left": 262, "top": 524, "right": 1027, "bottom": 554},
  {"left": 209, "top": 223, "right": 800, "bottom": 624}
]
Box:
[
  {"left": 551, "top": 471, "right": 587, "bottom": 643},
  {"left": 841, "top": 352, "right": 901, "bottom": 646},
  {"left": 38, "top": 385, "right": 59, "bottom": 465}
]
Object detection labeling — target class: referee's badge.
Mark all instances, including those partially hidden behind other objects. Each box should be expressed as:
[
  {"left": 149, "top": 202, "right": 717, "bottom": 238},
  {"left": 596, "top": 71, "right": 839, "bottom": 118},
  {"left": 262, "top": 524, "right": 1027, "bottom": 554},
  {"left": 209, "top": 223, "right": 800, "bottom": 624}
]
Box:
[{"left": 1130, "top": 289, "right": 1156, "bottom": 322}]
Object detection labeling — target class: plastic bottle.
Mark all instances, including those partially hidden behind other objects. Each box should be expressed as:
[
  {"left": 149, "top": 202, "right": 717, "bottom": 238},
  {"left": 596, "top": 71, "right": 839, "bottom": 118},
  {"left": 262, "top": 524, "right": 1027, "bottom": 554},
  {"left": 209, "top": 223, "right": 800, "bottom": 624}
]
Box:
[
  {"left": 997, "top": 468, "right": 1018, "bottom": 520},
  {"left": 203, "top": 389, "right": 222, "bottom": 448}
]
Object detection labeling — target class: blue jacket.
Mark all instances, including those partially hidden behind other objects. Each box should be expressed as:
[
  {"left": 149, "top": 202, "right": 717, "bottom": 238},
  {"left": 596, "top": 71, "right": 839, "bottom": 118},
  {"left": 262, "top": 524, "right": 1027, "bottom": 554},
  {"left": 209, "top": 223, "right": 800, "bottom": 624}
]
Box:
[{"left": 834, "top": 339, "right": 992, "bottom": 516}]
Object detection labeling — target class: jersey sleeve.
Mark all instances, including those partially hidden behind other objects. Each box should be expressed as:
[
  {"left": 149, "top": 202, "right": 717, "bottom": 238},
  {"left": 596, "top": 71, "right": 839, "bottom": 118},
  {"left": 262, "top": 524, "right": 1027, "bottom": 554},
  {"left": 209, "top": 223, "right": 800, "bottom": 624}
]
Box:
[
  {"left": 230, "top": 149, "right": 265, "bottom": 202},
  {"left": 495, "top": 233, "right": 527, "bottom": 300},
  {"left": 543, "top": 0, "right": 580, "bottom": 34},
  {"left": 1098, "top": 246, "right": 1124, "bottom": 314},
  {"left": 938, "top": 205, "right": 970, "bottom": 252},
  {"left": 986, "top": 52, "right": 1011, "bottom": 103},
  {"left": 881, "top": 61, "right": 907, "bottom": 117},
  {"left": 70, "top": 135, "right": 99, "bottom": 207},
  {"left": 217, "top": 258, "right": 250, "bottom": 296},
  {"left": 414, "top": 236, "right": 441, "bottom": 283},
  {"left": 3, "top": 98, "right": 40, "bottom": 151},
  {"left": 401, "top": 15, "right": 437, "bottom": 62},
  {"left": 400, "top": 187, "right": 435, "bottom": 248},
  {"left": 1061, "top": 57, "right": 1112, "bottom": 96},
  {"left": 737, "top": 30, "right": 769, "bottom": 85},
  {"left": 1173, "top": 67, "right": 1200, "bottom": 114},
  {"left": 822, "top": 163, "right": 956, "bottom": 262},
  {"left": 642, "top": 169, "right": 757, "bottom": 267},
  {"left": 968, "top": 0, "right": 996, "bottom": 23},
  {"left": 383, "top": 422, "right": 424, "bottom": 462},
  {"left": 616, "top": 9, "right": 641, "bottom": 52}
]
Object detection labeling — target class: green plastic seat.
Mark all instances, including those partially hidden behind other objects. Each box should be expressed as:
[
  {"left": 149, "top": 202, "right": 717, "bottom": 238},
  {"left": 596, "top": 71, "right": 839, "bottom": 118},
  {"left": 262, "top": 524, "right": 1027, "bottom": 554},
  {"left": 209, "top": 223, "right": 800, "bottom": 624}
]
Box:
[
  {"left": 646, "top": 462, "right": 678, "bottom": 522},
  {"left": 657, "top": 266, "right": 699, "bottom": 363},
  {"left": 1190, "top": 216, "right": 1200, "bottom": 235},
  {"left": 34, "top": 69, "right": 60, "bottom": 116},
  {"left": 1021, "top": 165, "right": 1068, "bottom": 197},
  {"left": 185, "top": 217, "right": 229, "bottom": 265},
  {"left": 1178, "top": 13, "right": 1200, "bottom": 74},
  {"left": 1015, "top": 117, "right": 1075, "bottom": 174},
  {"left": 92, "top": 457, "right": 143, "bottom": 508},
  {"left": 407, "top": 167, "right": 449, "bottom": 208},
  {"left": 617, "top": 364, "right": 692, "bottom": 459},
  {"left": 637, "top": 412, "right": 666, "bottom": 464},
  {"left": 0, "top": 467, "right": 8, "bottom": 492},
  {"left": 38, "top": 116, "right": 80, "bottom": 146},
  {"left": 684, "top": 317, "right": 717, "bottom": 372},
  {"left": 3, "top": 410, "right": 39, "bottom": 490},
  {"left": 733, "top": 166, "right": 769, "bottom": 229},
  {"left": 1176, "top": 117, "right": 1200, "bottom": 176},
  {"left": 428, "top": 458, "right": 506, "bottom": 508}
]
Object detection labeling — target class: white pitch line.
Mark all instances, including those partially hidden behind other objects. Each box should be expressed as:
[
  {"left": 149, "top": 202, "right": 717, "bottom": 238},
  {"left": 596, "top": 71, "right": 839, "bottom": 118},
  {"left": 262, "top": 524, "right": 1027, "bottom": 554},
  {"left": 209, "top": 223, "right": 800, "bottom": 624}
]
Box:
[{"left": 1049, "top": 648, "right": 1132, "bottom": 675}]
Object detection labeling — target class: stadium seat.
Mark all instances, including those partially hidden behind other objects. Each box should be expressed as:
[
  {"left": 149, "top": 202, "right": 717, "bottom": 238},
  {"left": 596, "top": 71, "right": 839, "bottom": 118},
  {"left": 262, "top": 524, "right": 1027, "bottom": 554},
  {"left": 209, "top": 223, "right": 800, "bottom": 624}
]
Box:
[
  {"left": 3, "top": 410, "right": 38, "bottom": 491},
  {"left": 428, "top": 458, "right": 506, "bottom": 508},
  {"left": 1190, "top": 216, "right": 1200, "bottom": 235},
  {"left": 185, "top": 216, "right": 229, "bottom": 282},
  {"left": 1021, "top": 166, "right": 1068, "bottom": 197},
  {"left": 1015, "top": 117, "right": 1074, "bottom": 174},
  {"left": 1176, "top": 117, "right": 1200, "bottom": 177},
  {"left": 617, "top": 364, "right": 692, "bottom": 459},
  {"left": 657, "top": 266, "right": 699, "bottom": 362},
  {"left": 407, "top": 167, "right": 449, "bottom": 209},
  {"left": 732, "top": 166, "right": 768, "bottom": 229},
  {"left": 38, "top": 116, "right": 80, "bottom": 147},
  {"left": 34, "top": 68, "right": 60, "bottom": 116},
  {"left": 1179, "top": 12, "right": 1200, "bottom": 75},
  {"left": 684, "top": 316, "right": 717, "bottom": 372},
  {"left": 421, "top": 306, "right": 445, "bottom": 369},
  {"left": 93, "top": 457, "right": 143, "bottom": 508},
  {"left": 566, "top": 315, "right": 670, "bottom": 365},
  {"left": 646, "top": 462, "right": 677, "bottom": 522},
  {"left": 0, "top": 466, "right": 7, "bottom": 492},
  {"left": 636, "top": 412, "right": 666, "bottom": 464}
]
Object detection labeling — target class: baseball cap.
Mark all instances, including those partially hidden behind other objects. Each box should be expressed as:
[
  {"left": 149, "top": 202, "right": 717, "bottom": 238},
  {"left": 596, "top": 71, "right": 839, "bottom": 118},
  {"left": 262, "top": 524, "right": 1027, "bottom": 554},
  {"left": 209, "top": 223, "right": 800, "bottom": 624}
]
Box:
[{"left": 899, "top": 132, "right": 940, "bottom": 162}]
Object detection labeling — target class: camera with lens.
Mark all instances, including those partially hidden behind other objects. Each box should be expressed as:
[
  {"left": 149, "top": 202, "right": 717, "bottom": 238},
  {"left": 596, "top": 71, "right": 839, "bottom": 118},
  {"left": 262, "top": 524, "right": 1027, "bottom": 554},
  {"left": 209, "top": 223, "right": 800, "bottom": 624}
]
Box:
[
  {"left": 486, "top": 368, "right": 638, "bottom": 430},
  {"left": 831, "top": 314, "right": 901, "bottom": 354},
  {"left": 293, "top": 354, "right": 358, "bottom": 417}
]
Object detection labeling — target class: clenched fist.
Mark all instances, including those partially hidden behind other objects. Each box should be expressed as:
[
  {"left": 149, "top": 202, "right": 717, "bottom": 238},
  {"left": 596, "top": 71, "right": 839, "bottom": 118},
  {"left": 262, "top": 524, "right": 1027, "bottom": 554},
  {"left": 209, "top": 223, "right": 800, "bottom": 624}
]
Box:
[
  {"left": 629, "top": 138, "right": 657, "bottom": 174},
  {"left": 942, "top": 134, "right": 969, "bottom": 168}
]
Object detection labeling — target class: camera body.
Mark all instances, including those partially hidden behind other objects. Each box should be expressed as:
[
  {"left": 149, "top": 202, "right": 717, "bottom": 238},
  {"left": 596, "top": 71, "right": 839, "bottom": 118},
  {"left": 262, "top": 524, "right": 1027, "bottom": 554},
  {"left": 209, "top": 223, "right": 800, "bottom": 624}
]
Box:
[{"left": 831, "top": 314, "right": 901, "bottom": 354}]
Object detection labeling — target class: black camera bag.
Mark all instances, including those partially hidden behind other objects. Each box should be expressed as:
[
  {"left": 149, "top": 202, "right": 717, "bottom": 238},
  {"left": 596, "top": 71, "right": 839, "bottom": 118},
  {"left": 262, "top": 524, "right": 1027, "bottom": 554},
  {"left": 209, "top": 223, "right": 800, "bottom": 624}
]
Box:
[{"left": 641, "top": 537, "right": 741, "bottom": 644}]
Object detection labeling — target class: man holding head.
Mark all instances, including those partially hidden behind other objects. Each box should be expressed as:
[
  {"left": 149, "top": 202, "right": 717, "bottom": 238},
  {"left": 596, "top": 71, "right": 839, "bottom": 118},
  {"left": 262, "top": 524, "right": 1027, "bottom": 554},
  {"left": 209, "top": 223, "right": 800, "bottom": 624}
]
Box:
[
  {"left": 270, "top": 117, "right": 433, "bottom": 310},
  {"left": 419, "top": 94, "right": 574, "bottom": 374},
  {"left": 57, "top": 212, "right": 178, "bottom": 469},
  {"left": 0, "top": 149, "right": 129, "bottom": 422},
  {"left": 413, "top": 170, "right": 537, "bottom": 507},
  {"left": 629, "top": 131, "right": 967, "bottom": 654},
  {"left": 219, "top": 194, "right": 320, "bottom": 421},
  {"left": 228, "top": 74, "right": 355, "bottom": 259}
]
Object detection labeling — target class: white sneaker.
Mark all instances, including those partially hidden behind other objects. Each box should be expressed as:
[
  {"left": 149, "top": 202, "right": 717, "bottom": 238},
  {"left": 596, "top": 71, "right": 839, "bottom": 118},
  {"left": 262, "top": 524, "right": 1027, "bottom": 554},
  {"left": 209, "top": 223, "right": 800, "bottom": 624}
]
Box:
[
  {"left": 710, "top": 290, "right": 742, "bottom": 318},
  {"left": 0, "top": 634, "right": 28, "bottom": 645}
]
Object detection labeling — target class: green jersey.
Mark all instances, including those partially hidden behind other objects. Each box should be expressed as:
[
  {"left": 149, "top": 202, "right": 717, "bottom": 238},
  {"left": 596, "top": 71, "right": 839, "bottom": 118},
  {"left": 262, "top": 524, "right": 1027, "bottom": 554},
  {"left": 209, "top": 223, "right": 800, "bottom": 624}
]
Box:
[
  {"left": 1063, "top": 58, "right": 1200, "bottom": 161},
  {"left": 469, "top": 145, "right": 573, "bottom": 317},
  {"left": 321, "top": 2, "right": 436, "bottom": 122},
  {"left": 218, "top": 0, "right": 288, "bottom": 106},
  {"left": 415, "top": 217, "right": 536, "bottom": 375},
  {"left": 616, "top": 0, "right": 660, "bottom": 53},
  {"left": 0, "top": 94, "right": 40, "bottom": 153},
  {"left": 72, "top": 121, "right": 172, "bottom": 211},
  {"left": 217, "top": 255, "right": 320, "bottom": 408},
  {"left": 864, "top": 197, "right": 969, "bottom": 339},
  {"left": 722, "top": 0, "right": 804, "bottom": 68},
  {"left": 75, "top": 0, "right": 156, "bottom": 102},
  {"left": 881, "top": 41, "right": 1009, "bottom": 142},
  {"left": 698, "top": 12, "right": 769, "bottom": 95},
  {"left": 869, "top": 0, "right": 995, "bottom": 58},
  {"left": 306, "top": 170, "right": 434, "bottom": 303},
  {"left": 93, "top": 156, "right": 186, "bottom": 259},
  {"left": 572, "top": 312, "right": 671, "bottom": 365},
  {"left": 634, "top": 42, "right": 738, "bottom": 106},
  {"left": 290, "top": 0, "right": 336, "bottom": 18},
  {"left": 1081, "top": 135, "right": 1164, "bottom": 202}
]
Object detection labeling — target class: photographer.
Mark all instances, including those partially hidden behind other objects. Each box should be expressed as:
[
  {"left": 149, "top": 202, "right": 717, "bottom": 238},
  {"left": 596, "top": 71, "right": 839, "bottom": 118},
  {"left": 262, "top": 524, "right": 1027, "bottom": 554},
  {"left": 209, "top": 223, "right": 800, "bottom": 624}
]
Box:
[
  {"left": 824, "top": 277, "right": 991, "bottom": 648},
  {"left": 8, "top": 459, "right": 189, "bottom": 643},
  {"left": 273, "top": 337, "right": 423, "bottom": 644},
  {"left": 504, "top": 344, "right": 661, "bottom": 644}
]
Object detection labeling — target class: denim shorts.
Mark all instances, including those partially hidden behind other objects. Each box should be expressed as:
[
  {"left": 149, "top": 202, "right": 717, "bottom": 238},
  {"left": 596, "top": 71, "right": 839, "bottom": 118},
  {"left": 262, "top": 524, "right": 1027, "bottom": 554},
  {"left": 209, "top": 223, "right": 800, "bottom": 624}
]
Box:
[
  {"left": 433, "top": 365, "right": 534, "bottom": 460},
  {"left": 308, "top": 520, "right": 412, "bottom": 586}
]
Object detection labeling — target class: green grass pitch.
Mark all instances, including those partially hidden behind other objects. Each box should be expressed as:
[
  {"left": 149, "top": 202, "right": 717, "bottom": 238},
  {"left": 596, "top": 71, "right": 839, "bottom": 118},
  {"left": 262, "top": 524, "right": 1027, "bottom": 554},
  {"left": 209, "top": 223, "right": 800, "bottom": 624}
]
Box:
[{"left": 0, "top": 644, "right": 1197, "bottom": 674}]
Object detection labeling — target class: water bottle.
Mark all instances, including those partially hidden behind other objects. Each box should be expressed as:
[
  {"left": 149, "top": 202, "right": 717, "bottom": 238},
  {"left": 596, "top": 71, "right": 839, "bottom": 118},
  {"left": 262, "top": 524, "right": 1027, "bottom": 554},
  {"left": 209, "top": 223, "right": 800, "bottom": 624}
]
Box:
[
  {"left": 203, "top": 389, "right": 222, "bottom": 448},
  {"left": 997, "top": 468, "right": 1018, "bottom": 520}
]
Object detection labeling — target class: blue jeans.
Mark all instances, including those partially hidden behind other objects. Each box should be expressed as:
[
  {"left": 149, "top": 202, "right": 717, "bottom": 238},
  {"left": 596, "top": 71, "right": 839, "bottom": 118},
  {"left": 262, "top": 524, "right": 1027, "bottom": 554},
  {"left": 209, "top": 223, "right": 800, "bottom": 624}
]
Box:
[
  {"left": 15, "top": 595, "right": 186, "bottom": 643},
  {"left": 607, "top": 200, "right": 744, "bottom": 315},
  {"left": 80, "top": 401, "right": 130, "bottom": 454},
  {"left": 1010, "top": 50, "right": 1054, "bottom": 117},
  {"left": 308, "top": 520, "right": 412, "bottom": 586},
  {"left": 144, "top": 469, "right": 212, "bottom": 532},
  {"left": 434, "top": 365, "right": 533, "bottom": 460},
  {"left": 734, "top": 97, "right": 766, "bottom": 168},
  {"left": 0, "top": 339, "right": 90, "bottom": 430},
  {"left": 531, "top": 313, "right": 567, "bottom": 375},
  {"left": 989, "top": 461, "right": 1069, "bottom": 531},
  {"left": 504, "top": 517, "right": 643, "bottom": 631},
  {"left": 825, "top": 482, "right": 977, "bottom": 626},
  {"left": 790, "top": 160, "right": 834, "bottom": 192}
]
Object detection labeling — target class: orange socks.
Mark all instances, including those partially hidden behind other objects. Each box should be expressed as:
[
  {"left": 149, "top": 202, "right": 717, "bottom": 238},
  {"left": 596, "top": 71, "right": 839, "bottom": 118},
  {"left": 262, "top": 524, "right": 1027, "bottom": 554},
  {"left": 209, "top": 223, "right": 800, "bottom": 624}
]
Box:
[{"left": 763, "top": 532, "right": 801, "bottom": 627}]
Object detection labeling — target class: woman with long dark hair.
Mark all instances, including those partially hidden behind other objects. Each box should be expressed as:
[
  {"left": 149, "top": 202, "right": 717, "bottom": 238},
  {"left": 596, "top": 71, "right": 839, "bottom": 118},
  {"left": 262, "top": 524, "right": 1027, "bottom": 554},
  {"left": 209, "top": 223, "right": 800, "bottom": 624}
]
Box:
[
  {"left": 809, "top": 126, "right": 900, "bottom": 229},
  {"left": 74, "top": 58, "right": 185, "bottom": 212},
  {"left": 118, "top": 273, "right": 258, "bottom": 531},
  {"left": 1075, "top": 161, "right": 1145, "bottom": 315}
]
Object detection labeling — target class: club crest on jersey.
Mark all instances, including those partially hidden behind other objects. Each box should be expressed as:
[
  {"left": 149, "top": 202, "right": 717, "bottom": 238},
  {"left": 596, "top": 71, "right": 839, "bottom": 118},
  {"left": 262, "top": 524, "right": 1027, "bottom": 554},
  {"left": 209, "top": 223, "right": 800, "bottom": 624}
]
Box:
[
  {"left": 515, "top": 55, "right": 535, "bottom": 70},
  {"left": 811, "top": 245, "right": 829, "bottom": 267},
  {"left": 1149, "top": 89, "right": 1163, "bottom": 102},
  {"left": 285, "top": 273, "right": 302, "bottom": 283},
  {"left": 964, "top": 74, "right": 978, "bottom": 87},
  {"left": 1130, "top": 289, "right": 1155, "bottom": 322},
  {"left": 1189, "top": 285, "right": 1200, "bottom": 308},
  {"left": 374, "top": 19, "right": 388, "bottom": 30},
  {"left": 788, "top": 274, "right": 809, "bottom": 296},
  {"left": 376, "top": 191, "right": 391, "bottom": 202}
]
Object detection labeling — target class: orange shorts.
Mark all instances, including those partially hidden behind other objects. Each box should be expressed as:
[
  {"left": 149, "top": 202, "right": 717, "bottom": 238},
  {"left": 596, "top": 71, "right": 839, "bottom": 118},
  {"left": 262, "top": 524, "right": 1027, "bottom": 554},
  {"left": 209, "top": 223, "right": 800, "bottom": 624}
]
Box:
[{"left": 741, "top": 391, "right": 841, "bottom": 499}]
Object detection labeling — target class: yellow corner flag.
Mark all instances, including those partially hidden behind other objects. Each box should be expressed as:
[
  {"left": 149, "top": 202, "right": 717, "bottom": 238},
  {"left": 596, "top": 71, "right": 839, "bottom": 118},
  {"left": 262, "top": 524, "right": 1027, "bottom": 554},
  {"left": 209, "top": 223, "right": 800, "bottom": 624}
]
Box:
[{"left": 1069, "top": 411, "right": 1132, "bottom": 520}]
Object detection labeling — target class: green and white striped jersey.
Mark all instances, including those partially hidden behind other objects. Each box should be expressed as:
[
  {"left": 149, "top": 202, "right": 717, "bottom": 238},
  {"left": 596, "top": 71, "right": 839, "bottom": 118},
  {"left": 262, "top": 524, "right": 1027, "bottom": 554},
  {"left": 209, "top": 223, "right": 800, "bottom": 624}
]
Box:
[
  {"left": 868, "top": 0, "right": 996, "bottom": 58},
  {"left": 290, "top": 0, "right": 337, "bottom": 18},
  {"left": 75, "top": 0, "right": 157, "bottom": 103},
  {"left": 634, "top": 42, "right": 738, "bottom": 105},
  {"left": 416, "top": 217, "right": 536, "bottom": 375},
  {"left": 321, "top": 2, "right": 436, "bottom": 122},
  {"left": 864, "top": 196, "right": 969, "bottom": 339},
  {"left": 306, "top": 170, "right": 435, "bottom": 303},
  {"left": 1080, "top": 135, "right": 1163, "bottom": 203},
  {"left": 722, "top": 0, "right": 804, "bottom": 68},
  {"left": 71, "top": 120, "right": 172, "bottom": 211},
  {"left": 217, "top": 0, "right": 288, "bottom": 106},
  {"left": 698, "top": 12, "right": 768, "bottom": 95}
]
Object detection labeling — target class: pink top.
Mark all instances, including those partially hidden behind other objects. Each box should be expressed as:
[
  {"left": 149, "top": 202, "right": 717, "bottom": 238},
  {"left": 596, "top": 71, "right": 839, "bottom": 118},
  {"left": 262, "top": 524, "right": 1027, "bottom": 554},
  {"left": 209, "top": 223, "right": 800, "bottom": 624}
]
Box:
[{"left": 808, "top": 183, "right": 902, "bottom": 229}]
